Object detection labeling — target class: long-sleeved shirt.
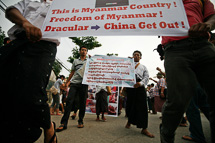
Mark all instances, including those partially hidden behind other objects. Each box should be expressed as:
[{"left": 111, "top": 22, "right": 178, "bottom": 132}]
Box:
[{"left": 134, "top": 62, "right": 149, "bottom": 87}]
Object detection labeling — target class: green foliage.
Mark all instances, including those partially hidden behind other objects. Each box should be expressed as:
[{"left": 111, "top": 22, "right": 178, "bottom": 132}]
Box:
[
  {"left": 52, "top": 61, "right": 62, "bottom": 77},
  {"left": 0, "top": 27, "right": 6, "bottom": 47},
  {"left": 67, "top": 36, "right": 102, "bottom": 64},
  {"left": 69, "top": 36, "right": 102, "bottom": 50},
  {"left": 67, "top": 47, "right": 80, "bottom": 64}
]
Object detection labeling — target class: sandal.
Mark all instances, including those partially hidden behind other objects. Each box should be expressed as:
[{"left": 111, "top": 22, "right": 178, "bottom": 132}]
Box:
[
  {"left": 125, "top": 122, "right": 131, "bottom": 129},
  {"left": 56, "top": 124, "right": 67, "bottom": 132},
  {"left": 182, "top": 135, "right": 194, "bottom": 141},
  {"left": 44, "top": 122, "right": 57, "bottom": 143}
]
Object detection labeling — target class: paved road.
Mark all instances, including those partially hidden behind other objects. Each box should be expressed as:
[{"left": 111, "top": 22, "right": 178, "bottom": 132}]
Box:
[{"left": 36, "top": 109, "right": 211, "bottom": 143}]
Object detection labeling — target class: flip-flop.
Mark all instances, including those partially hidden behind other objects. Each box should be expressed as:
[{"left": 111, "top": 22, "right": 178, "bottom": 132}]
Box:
[
  {"left": 56, "top": 124, "right": 67, "bottom": 132},
  {"left": 45, "top": 122, "right": 57, "bottom": 143},
  {"left": 182, "top": 135, "right": 194, "bottom": 141}
]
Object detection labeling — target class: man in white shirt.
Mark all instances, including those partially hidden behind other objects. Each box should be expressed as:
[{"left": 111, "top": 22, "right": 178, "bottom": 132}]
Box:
[
  {"left": 1, "top": 0, "right": 58, "bottom": 142},
  {"left": 125, "top": 50, "right": 154, "bottom": 138}
]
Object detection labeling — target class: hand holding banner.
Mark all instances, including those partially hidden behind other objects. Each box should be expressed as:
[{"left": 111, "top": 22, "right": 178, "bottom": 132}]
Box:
[{"left": 42, "top": 0, "right": 189, "bottom": 37}]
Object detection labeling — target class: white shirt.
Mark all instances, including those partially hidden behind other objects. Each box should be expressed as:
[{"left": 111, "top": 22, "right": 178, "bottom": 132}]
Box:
[
  {"left": 96, "top": 86, "right": 107, "bottom": 94},
  {"left": 54, "top": 79, "right": 63, "bottom": 93},
  {"left": 7, "top": 0, "right": 60, "bottom": 45},
  {"left": 134, "top": 62, "right": 149, "bottom": 87}
]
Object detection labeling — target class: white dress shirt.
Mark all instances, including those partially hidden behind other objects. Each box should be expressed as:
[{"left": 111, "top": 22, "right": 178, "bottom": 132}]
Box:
[
  {"left": 96, "top": 86, "right": 107, "bottom": 94},
  {"left": 7, "top": 0, "right": 60, "bottom": 45},
  {"left": 134, "top": 62, "right": 149, "bottom": 87}
]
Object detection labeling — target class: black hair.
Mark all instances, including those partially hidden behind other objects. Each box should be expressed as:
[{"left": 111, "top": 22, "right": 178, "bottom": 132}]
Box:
[
  {"left": 151, "top": 83, "right": 154, "bottom": 87},
  {"left": 79, "top": 46, "right": 88, "bottom": 51},
  {"left": 133, "top": 50, "right": 142, "bottom": 57},
  {"left": 59, "top": 75, "right": 65, "bottom": 79}
]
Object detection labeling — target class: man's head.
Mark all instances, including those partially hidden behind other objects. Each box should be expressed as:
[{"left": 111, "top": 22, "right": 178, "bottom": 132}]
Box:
[
  {"left": 79, "top": 47, "right": 88, "bottom": 57},
  {"left": 133, "top": 50, "right": 142, "bottom": 62},
  {"left": 151, "top": 83, "right": 154, "bottom": 87},
  {"left": 59, "top": 75, "right": 65, "bottom": 80},
  {"left": 157, "top": 72, "right": 163, "bottom": 79}
]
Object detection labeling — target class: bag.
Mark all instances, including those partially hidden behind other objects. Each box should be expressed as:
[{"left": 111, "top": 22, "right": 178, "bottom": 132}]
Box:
[{"left": 50, "top": 85, "right": 58, "bottom": 95}]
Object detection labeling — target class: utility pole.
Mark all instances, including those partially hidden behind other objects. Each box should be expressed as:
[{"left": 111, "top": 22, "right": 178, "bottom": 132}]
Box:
[{"left": 0, "top": 0, "right": 7, "bottom": 12}]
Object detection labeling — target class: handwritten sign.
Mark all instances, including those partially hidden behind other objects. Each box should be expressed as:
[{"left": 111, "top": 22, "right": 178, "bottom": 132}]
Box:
[
  {"left": 82, "top": 55, "right": 136, "bottom": 87},
  {"left": 42, "top": 0, "right": 189, "bottom": 37}
]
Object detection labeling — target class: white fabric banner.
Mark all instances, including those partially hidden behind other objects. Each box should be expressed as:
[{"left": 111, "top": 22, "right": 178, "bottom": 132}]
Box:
[
  {"left": 82, "top": 55, "right": 136, "bottom": 87},
  {"left": 42, "top": 0, "right": 189, "bottom": 37}
]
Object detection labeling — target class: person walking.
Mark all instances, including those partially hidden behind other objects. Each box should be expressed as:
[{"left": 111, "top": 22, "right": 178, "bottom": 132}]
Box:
[
  {"left": 150, "top": 73, "right": 166, "bottom": 114},
  {"left": 160, "top": 0, "right": 215, "bottom": 142},
  {"left": 56, "top": 47, "right": 88, "bottom": 131},
  {"left": 125, "top": 50, "right": 154, "bottom": 138},
  {"left": 50, "top": 75, "right": 65, "bottom": 115},
  {"left": 182, "top": 85, "right": 210, "bottom": 143}
]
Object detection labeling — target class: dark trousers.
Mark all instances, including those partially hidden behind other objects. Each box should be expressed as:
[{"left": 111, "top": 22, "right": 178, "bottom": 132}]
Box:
[
  {"left": 160, "top": 37, "right": 215, "bottom": 143},
  {"left": 186, "top": 85, "right": 210, "bottom": 143},
  {"left": 96, "top": 89, "right": 108, "bottom": 115},
  {"left": 61, "top": 83, "right": 88, "bottom": 126},
  {"left": 1, "top": 39, "right": 57, "bottom": 142},
  {"left": 126, "top": 86, "right": 148, "bottom": 129}
]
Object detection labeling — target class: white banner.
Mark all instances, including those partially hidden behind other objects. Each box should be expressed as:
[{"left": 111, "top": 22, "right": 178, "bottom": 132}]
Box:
[
  {"left": 42, "top": 0, "right": 189, "bottom": 37},
  {"left": 82, "top": 55, "right": 136, "bottom": 87}
]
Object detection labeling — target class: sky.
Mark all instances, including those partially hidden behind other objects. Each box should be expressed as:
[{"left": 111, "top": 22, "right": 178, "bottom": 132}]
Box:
[{"left": 1, "top": 0, "right": 215, "bottom": 84}]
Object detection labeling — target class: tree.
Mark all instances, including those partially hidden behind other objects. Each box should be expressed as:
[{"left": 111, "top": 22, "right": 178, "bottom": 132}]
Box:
[
  {"left": 52, "top": 60, "right": 62, "bottom": 77},
  {"left": 0, "top": 27, "right": 6, "bottom": 47},
  {"left": 67, "top": 36, "right": 102, "bottom": 64},
  {"left": 67, "top": 46, "right": 80, "bottom": 64}
]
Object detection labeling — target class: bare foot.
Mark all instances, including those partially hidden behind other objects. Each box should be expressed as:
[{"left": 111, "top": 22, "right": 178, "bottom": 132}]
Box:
[
  {"left": 141, "top": 129, "right": 155, "bottom": 138},
  {"left": 44, "top": 122, "right": 57, "bottom": 143},
  {"left": 102, "top": 117, "right": 107, "bottom": 122},
  {"left": 125, "top": 122, "right": 131, "bottom": 129}
]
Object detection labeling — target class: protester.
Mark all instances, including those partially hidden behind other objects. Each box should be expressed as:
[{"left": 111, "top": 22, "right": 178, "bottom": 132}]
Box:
[
  {"left": 182, "top": 85, "right": 210, "bottom": 142},
  {"left": 150, "top": 72, "right": 166, "bottom": 114},
  {"left": 95, "top": 86, "right": 111, "bottom": 121},
  {"left": 148, "top": 83, "right": 156, "bottom": 114},
  {"left": 125, "top": 50, "right": 154, "bottom": 138},
  {"left": 50, "top": 75, "right": 65, "bottom": 115},
  {"left": 160, "top": 0, "right": 215, "bottom": 142},
  {"left": 146, "top": 85, "right": 152, "bottom": 113},
  {"left": 56, "top": 46, "right": 88, "bottom": 132},
  {"left": 1, "top": 0, "right": 59, "bottom": 142},
  {"left": 182, "top": 30, "right": 215, "bottom": 143}
]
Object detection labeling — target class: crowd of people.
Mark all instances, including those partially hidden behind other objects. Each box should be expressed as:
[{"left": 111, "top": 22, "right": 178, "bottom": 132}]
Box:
[{"left": 1, "top": 0, "right": 215, "bottom": 143}]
